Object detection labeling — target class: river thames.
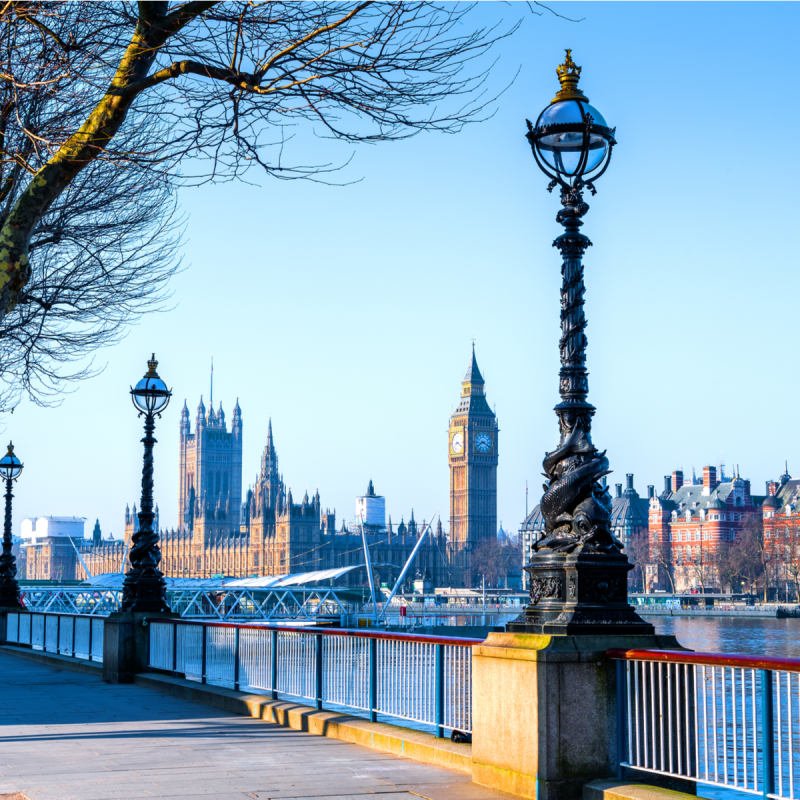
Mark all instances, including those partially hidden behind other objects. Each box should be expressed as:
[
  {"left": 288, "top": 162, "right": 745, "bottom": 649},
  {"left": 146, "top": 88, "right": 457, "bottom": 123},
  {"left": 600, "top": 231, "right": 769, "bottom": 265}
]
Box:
[{"left": 645, "top": 614, "right": 800, "bottom": 658}]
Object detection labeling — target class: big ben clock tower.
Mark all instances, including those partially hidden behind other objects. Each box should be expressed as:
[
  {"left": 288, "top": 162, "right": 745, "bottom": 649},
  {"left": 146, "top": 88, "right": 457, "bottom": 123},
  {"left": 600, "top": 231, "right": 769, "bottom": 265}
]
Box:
[{"left": 448, "top": 345, "right": 498, "bottom": 587}]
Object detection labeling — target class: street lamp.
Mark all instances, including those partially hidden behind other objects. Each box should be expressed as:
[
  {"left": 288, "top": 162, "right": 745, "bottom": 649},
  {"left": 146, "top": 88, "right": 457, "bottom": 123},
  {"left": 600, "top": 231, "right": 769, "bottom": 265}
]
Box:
[
  {"left": 0, "top": 442, "right": 23, "bottom": 608},
  {"left": 120, "top": 354, "right": 171, "bottom": 613},
  {"left": 509, "top": 51, "right": 652, "bottom": 635}
]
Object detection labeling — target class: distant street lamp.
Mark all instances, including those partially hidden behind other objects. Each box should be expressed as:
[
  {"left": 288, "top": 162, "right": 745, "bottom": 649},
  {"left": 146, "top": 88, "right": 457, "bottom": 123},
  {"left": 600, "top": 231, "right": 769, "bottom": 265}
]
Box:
[
  {"left": 0, "top": 442, "right": 23, "bottom": 608},
  {"left": 120, "top": 354, "right": 171, "bottom": 613},
  {"left": 510, "top": 51, "right": 652, "bottom": 635}
]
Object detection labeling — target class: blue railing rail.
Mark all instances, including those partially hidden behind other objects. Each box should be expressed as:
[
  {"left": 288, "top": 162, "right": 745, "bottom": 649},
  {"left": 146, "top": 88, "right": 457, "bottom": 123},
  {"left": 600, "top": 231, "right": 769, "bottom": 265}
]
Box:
[
  {"left": 607, "top": 648, "right": 800, "bottom": 800},
  {"left": 146, "top": 618, "right": 481, "bottom": 737},
  {"left": 4, "top": 611, "right": 104, "bottom": 662}
]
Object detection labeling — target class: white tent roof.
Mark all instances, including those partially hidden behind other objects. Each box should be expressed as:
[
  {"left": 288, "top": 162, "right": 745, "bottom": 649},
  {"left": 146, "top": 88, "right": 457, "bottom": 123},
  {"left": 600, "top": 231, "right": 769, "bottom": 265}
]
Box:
[{"left": 79, "top": 563, "right": 396, "bottom": 591}]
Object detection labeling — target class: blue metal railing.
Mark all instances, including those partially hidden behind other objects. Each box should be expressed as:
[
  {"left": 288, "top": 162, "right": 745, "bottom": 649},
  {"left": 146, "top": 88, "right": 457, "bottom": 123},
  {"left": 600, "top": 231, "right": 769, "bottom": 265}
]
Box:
[
  {"left": 608, "top": 649, "right": 800, "bottom": 800},
  {"left": 146, "top": 618, "right": 478, "bottom": 736},
  {"left": 5, "top": 611, "right": 104, "bottom": 662}
]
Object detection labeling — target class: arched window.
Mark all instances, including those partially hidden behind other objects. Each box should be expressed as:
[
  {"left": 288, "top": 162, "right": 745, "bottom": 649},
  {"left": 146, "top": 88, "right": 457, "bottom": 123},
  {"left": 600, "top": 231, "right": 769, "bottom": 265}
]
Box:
[
  {"left": 223, "top": 472, "right": 228, "bottom": 495},
  {"left": 215, "top": 472, "right": 220, "bottom": 495}
]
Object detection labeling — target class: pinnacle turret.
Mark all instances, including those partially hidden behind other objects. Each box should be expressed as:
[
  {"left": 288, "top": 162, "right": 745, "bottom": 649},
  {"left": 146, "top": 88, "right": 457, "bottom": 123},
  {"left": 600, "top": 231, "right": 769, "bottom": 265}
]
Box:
[{"left": 463, "top": 342, "right": 484, "bottom": 384}]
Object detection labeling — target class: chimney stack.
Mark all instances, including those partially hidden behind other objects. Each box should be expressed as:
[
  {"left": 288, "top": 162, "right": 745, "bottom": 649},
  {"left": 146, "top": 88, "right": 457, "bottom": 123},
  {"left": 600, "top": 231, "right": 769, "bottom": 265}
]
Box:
[
  {"left": 648, "top": 485, "right": 655, "bottom": 499},
  {"left": 664, "top": 476, "right": 671, "bottom": 494},
  {"left": 626, "top": 474, "right": 634, "bottom": 491},
  {"left": 615, "top": 484, "right": 623, "bottom": 499},
  {"left": 703, "top": 466, "right": 718, "bottom": 492},
  {"left": 672, "top": 470, "right": 684, "bottom": 492}
]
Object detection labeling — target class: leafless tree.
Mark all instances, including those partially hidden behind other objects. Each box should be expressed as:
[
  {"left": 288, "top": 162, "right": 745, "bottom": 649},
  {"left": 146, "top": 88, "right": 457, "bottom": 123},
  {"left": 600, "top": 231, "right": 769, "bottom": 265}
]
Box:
[
  {"left": 649, "top": 539, "right": 676, "bottom": 593},
  {"left": 625, "top": 532, "right": 649, "bottom": 592},
  {"left": 0, "top": 5, "right": 184, "bottom": 408},
  {"left": 0, "top": 0, "right": 522, "bottom": 339}
]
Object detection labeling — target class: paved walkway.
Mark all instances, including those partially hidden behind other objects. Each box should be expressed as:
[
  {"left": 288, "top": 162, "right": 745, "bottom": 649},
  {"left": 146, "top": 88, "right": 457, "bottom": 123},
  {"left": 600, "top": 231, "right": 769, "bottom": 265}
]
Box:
[{"left": 0, "top": 653, "right": 511, "bottom": 800}]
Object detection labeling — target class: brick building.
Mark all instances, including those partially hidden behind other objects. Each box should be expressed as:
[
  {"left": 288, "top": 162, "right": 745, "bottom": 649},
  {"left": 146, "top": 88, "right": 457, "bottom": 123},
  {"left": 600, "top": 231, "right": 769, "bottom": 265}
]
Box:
[
  {"left": 760, "top": 467, "right": 800, "bottom": 599},
  {"left": 647, "top": 466, "right": 754, "bottom": 593}
]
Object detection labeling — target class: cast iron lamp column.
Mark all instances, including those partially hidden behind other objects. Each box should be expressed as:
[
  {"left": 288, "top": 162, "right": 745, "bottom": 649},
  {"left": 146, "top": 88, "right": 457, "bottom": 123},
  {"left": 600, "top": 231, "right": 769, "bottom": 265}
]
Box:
[
  {"left": 0, "top": 443, "right": 23, "bottom": 608},
  {"left": 508, "top": 51, "right": 652, "bottom": 635},
  {"left": 120, "top": 354, "right": 171, "bottom": 613}
]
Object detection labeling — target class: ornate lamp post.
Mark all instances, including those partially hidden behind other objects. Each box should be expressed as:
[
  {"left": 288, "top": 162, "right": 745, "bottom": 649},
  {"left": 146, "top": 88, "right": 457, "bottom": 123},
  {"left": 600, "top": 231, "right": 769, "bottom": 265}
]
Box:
[
  {"left": 0, "top": 442, "right": 23, "bottom": 608},
  {"left": 509, "top": 51, "right": 652, "bottom": 635},
  {"left": 120, "top": 354, "right": 171, "bottom": 613}
]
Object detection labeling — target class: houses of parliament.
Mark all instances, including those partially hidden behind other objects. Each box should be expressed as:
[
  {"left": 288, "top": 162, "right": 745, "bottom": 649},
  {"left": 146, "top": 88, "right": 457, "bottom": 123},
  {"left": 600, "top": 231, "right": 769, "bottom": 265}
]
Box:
[{"left": 25, "top": 349, "right": 499, "bottom": 589}]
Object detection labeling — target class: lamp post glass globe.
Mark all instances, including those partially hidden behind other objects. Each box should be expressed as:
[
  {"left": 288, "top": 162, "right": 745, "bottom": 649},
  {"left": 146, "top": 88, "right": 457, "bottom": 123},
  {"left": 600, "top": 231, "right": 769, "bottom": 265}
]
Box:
[
  {"left": 528, "top": 49, "right": 615, "bottom": 188},
  {"left": 0, "top": 443, "right": 22, "bottom": 481},
  {"left": 131, "top": 353, "right": 171, "bottom": 414}
]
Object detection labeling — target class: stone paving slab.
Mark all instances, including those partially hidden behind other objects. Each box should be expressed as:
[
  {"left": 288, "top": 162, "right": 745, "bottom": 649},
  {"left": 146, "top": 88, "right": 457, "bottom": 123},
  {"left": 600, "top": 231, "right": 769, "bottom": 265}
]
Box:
[{"left": 0, "top": 652, "right": 516, "bottom": 800}]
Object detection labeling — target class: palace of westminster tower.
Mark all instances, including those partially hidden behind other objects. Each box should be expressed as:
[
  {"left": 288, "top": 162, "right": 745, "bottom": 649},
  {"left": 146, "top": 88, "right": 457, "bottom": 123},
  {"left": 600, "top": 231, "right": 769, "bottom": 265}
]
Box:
[{"left": 33, "top": 349, "right": 499, "bottom": 587}]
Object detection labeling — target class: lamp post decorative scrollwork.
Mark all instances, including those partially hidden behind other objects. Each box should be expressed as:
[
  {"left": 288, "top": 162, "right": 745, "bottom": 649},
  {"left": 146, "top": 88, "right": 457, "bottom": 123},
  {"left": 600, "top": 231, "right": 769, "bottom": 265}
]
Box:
[
  {"left": 509, "top": 51, "right": 652, "bottom": 635},
  {"left": 0, "top": 442, "right": 23, "bottom": 608},
  {"left": 120, "top": 354, "right": 171, "bottom": 613}
]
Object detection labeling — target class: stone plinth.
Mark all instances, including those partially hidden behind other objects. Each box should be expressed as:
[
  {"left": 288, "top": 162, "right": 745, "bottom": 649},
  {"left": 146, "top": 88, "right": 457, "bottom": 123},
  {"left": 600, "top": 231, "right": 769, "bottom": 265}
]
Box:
[
  {"left": 471, "top": 632, "right": 685, "bottom": 800},
  {"left": 102, "top": 611, "right": 175, "bottom": 683}
]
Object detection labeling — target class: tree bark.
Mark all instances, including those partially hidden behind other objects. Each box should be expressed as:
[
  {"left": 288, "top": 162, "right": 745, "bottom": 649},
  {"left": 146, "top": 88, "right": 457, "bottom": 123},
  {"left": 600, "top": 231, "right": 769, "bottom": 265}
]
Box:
[{"left": 0, "top": 3, "right": 214, "bottom": 319}]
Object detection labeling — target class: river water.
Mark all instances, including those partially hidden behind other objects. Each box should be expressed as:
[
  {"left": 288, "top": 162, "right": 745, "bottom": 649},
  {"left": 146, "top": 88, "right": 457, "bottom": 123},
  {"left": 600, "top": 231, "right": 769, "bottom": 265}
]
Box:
[
  {"left": 645, "top": 614, "right": 800, "bottom": 659},
  {"left": 489, "top": 612, "right": 800, "bottom": 659}
]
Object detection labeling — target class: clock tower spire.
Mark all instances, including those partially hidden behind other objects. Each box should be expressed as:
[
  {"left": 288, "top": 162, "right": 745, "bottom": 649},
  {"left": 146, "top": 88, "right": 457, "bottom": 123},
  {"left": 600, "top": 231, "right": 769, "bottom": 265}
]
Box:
[{"left": 448, "top": 344, "right": 498, "bottom": 587}]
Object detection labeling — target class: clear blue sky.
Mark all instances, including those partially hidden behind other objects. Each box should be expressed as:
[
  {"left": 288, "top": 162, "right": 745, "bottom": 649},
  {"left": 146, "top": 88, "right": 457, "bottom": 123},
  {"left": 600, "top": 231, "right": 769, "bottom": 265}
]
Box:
[{"left": 9, "top": 3, "right": 800, "bottom": 542}]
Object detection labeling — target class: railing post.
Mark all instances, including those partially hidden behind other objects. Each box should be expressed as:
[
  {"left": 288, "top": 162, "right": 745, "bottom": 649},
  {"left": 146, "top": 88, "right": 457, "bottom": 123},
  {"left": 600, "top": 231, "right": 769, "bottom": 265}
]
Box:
[
  {"left": 201, "top": 625, "right": 207, "bottom": 685},
  {"left": 271, "top": 629, "right": 278, "bottom": 700},
  {"left": 88, "top": 615, "right": 93, "bottom": 661},
  {"left": 761, "top": 669, "right": 774, "bottom": 800},
  {"left": 71, "top": 616, "right": 76, "bottom": 657},
  {"left": 172, "top": 621, "right": 178, "bottom": 677},
  {"left": 369, "top": 637, "right": 377, "bottom": 723},
  {"left": 435, "top": 643, "right": 444, "bottom": 738},
  {"left": 234, "top": 627, "right": 240, "bottom": 692},
  {"left": 55, "top": 614, "right": 60, "bottom": 654},
  {"left": 616, "top": 659, "right": 626, "bottom": 779},
  {"left": 315, "top": 633, "right": 323, "bottom": 711}
]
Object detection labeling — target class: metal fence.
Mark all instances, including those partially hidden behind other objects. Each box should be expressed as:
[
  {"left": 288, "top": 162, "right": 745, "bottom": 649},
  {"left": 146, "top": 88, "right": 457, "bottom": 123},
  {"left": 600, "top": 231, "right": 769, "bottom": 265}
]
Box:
[
  {"left": 5, "top": 611, "right": 104, "bottom": 662},
  {"left": 608, "top": 648, "right": 800, "bottom": 800},
  {"left": 147, "top": 619, "right": 478, "bottom": 736}
]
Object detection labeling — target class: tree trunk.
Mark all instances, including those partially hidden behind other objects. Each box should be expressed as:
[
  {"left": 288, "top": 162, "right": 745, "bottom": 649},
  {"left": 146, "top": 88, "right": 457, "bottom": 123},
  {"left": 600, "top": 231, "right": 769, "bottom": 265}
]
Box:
[{"left": 0, "top": 15, "right": 165, "bottom": 319}]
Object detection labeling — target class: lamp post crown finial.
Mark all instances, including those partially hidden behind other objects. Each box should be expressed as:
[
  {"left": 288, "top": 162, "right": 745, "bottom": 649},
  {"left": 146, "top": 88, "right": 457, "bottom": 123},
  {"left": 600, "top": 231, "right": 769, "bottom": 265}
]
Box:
[
  {"left": 146, "top": 353, "right": 158, "bottom": 377},
  {"left": 554, "top": 48, "right": 588, "bottom": 103},
  {"left": 6, "top": 442, "right": 13, "bottom": 457}
]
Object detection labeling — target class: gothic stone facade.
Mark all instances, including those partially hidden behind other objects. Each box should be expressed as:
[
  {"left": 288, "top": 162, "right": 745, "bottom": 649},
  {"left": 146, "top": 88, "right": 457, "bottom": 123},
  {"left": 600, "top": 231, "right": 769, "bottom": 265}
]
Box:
[{"left": 156, "top": 405, "right": 450, "bottom": 588}]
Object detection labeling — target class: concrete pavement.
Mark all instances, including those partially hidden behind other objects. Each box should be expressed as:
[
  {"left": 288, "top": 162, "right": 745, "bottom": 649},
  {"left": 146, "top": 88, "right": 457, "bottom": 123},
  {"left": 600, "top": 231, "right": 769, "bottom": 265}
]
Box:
[{"left": 0, "top": 652, "right": 514, "bottom": 800}]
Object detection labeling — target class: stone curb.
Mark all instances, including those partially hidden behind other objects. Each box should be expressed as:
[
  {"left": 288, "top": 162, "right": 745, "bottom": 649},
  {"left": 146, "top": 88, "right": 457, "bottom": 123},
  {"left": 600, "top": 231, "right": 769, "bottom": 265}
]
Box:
[
  {"left": 0, "top": 644, "right": 103, "bottom": 676},
  {"left": 584, "top": 781, "right": 696, "bottom": 800},
  {"left": 134, "top": 671, "right": 473, "bottom": 774}
]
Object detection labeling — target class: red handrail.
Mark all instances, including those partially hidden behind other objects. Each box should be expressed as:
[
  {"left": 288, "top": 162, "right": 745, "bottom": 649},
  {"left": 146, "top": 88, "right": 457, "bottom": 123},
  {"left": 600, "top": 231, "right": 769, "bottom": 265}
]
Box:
[
  {"left": 607, "top": 648, "right": 800, "bottom": 673},
  {"left": 145, "top": 617, "right": 483, "bottom": 647}
]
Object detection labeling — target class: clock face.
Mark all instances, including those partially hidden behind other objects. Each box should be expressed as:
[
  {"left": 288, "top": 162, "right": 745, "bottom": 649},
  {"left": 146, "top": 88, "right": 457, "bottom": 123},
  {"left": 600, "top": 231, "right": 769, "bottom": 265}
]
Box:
[
  {"left": 475, "top": 432, "right": 492, "bottom": 453},
  {"left": 451, "top": 432, "right": 464, "bottom": 454}
]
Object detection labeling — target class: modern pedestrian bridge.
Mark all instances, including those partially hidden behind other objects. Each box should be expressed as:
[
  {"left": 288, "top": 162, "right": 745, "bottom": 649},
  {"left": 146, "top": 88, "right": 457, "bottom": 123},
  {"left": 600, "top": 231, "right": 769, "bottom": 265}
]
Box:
[{"left": 2, "top": 610, "right": 799, "bottom": 800}]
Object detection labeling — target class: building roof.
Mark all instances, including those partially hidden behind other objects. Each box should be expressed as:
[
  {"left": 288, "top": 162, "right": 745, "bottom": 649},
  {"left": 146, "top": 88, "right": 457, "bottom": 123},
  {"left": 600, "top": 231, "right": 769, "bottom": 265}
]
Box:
[
  {"left": 79, "top": 564, "right": 396, "bottom": 590},
  {"left": 776, "top": 478, "right": 800, "bottom": 511},
  {"left": 463, "top": 344, "right": 484, "bottom": 384},
  {"left": 610, "top": 488, "right": 649, "bottom": 530},
  {"left": 655, "top": 481, "right": 743, "bottom": 516},
  {"left": 520, "top": 504, "right": 545, "bottom": 533}
]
